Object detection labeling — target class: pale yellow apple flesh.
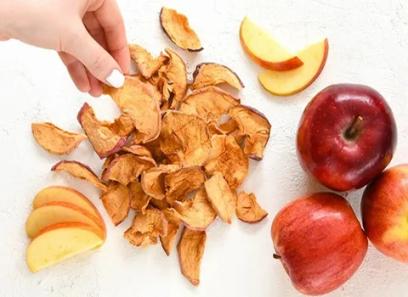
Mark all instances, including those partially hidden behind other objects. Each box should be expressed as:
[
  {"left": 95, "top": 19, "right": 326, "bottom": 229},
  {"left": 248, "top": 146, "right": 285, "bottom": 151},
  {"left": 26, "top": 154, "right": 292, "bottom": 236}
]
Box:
[
  {"left": 240, "top": 17, "right": 303, "bottom": 71},
  {"left": 33, "top": 186, "right": 103, "bottom": 223},
  {"left": 26, "top": 222, "right": 103, "bottom": 272},
  {"left": 259, "top": 39, "right": 329, "bottom": 96},
  {"left": 26, "top": 202, "right": 105, "bottom": 239}
]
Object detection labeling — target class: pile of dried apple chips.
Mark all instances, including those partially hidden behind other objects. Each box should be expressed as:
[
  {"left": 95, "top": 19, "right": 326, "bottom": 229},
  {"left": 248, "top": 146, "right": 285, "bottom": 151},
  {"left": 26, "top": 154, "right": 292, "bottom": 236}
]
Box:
[{"left": 32, "top": 7, "right": 271, "bottom": 285}]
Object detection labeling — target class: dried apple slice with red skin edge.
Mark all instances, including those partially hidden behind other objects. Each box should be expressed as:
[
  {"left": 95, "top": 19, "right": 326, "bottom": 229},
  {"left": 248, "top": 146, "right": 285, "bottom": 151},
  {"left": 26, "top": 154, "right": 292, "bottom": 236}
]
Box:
[
  {"left": 179, "top": 86, "right": 240, "bottom": 123},
  {"left": 129, "top": 44, "right": 168, "bottom": 79},
  {"left": 104, "top": 76, "right": 161, "bottom": 143},
  {"left": 101, "top": 182, "right": 130, "bottom": 226},
  {"left": 168, "top": 188, "right": 217, "bottom": 230},
  {"left": 141, "top": 164, "right": 181, "bottom": 200},
  {"left": 128, "top": 181, "right": 151, "bottom": 213},
  {"left": 164, "top": 48, "right": 188, "bottom": 108},
  {"left": 160, "top": 209, "right": 181, "bottom": 256},
  {"left": 177, "top": 228, "right": 207, "bottom": 286},
  {"left": 101, "top": 153, "right": 156, "bottom": 186},
  {"left": 204, "top": 135, "right": 249, "bottom": 189},
  {"left": 204, "top": 172, "right": 237, "bottom": 224},
  {"left": 160, "top": 111, "right": 211, "bottom": 167},
  {"left": 228, "top": 105, "right": 271, "bottom": 160},
  {"left": 160, "top": 7, "right": 202, "bottom": 52},
  {"left": 192, "top": 63, "right": 244, "bottom": 90},
  {"left": 236, "top": 192, "right": 268, "bottom": 223},
  {"left": 32, "top": 122, "right": 86, "bottom": 155},
  {"left": 52, "top": 160, "right": 107, "bottom": 192},
  {"left": 124, "top": 208, "right": 168, "bottom": 247},
  {"left": 77, "top": 103, "right": 127, "bottom": 158},
  {"left": 164, "top": 166, "right": 206, "bottom": 205}
]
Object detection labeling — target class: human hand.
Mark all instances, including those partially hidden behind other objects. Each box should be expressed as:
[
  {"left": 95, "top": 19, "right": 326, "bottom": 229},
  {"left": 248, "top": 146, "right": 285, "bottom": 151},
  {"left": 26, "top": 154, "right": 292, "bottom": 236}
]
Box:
[{"left": 0, "top": 0, "right": 130, "bottom": 96}]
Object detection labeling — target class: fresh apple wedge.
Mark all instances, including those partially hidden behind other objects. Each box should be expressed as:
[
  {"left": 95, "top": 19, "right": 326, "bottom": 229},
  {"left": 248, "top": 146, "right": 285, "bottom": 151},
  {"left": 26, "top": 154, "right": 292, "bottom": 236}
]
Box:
[
  {"left": 240, "top": 17, "right": 303, "bottom": 71},
  {"left": 26, "top": 202, "right": 105, "bottom": 239},
  {"left": 26, "top": 222, "right": 104, "bottom": 272},
  {"left": 33, "top": 186, "right": 104, "bottom": 224},
  {"left": 259, "top": 38, "right": 329, "bottom": 96}
]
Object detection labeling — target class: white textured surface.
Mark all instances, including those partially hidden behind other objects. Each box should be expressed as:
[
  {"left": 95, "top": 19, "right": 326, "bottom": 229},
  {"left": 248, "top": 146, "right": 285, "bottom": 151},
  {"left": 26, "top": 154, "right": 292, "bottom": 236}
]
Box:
[{"left": 0, "top": 0, "right": 407, "bottom": 296}]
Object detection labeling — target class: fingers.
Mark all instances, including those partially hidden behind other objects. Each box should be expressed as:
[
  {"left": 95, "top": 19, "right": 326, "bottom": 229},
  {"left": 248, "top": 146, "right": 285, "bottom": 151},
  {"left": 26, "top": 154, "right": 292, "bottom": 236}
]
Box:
[
  {"left": 87, "top": 70, "right": 103, "bottom": 97},
  {"left": 59, "top": 52, "right": 90, "bottom": 92},
  {"left": 94, "top": 0, "right": 130, "bottom": 73},
  {"left": 61, "top": 23, "right": 124, "bottom": 88}
]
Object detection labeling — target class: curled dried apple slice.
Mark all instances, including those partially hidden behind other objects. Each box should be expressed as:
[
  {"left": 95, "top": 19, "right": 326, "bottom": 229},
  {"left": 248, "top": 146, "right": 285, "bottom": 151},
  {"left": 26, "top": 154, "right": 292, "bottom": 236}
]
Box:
[
  {"left": 177, "top": 228, "right": 206, "bottom": 286},
  {"left": 101, "top": 182, "right": 130, "bottom": 226},
  {"left": 160, "top": 111, "right": 211, "bottom": 166},
  {"left": 169, "top": 188, "right": 216, "bottom": 230},
  {"left": 179, "top": 86, "right": 240, "bottom": 122},
  {"left": 124, "top": 208, "right": 168, "bottom": 247},
  {"left": 204, "top": 172, "right": 237, "bottom": 224},
  {"left": 192, "top": 63, "right": 244, "bottom": 90},
  {"left": 229, "top": 105, "right": 271, "bottom": 160},
  {"left": 52, "top": 160, "right": 107, "bottom": 192},
  {"left": 101, "top": 154, "right": 156, "bottom": 186},
  {"left": 204, "top": 135, "right": 248, "bottom": 189},
  {"left": 129, "top": 44, "right": 167, "bottom": 79},
  {"left": 165, "top": 166, "right": 206, "bottom": 204},
  {"left": 160, "top": 7, "right": 202, "bottom": 51},
  {"left": 236, "top": 192, "right": 268, "bottom": 223},
  {"left": 128, "top": 181, "right": 150, "bottom": 213},
  {"left": 259, "top": 39, "right": 329, "bottom": 96},
  {"left": 160, "top": 209, "right": 181, "bottom": 256},
  {"left": 104, "top": 76, "right": 161, "bottom": 143},
  {"left": 32, "top": 122, "right": 86, "bottom": 155},
  {"left": 122, "top": 144, "right": 152, "bottom": 158},
  {"left": 240, "top": 17, "right": 302, "bottom": 71},
  {"left": 141, "top": 164, "right": 180, "bottom": 200},
  {"left": 77, "top": 103, "right": 127, "bottom": 158},
  {"left": 163, "top": 48, "right": 187, "bottom": 108}
]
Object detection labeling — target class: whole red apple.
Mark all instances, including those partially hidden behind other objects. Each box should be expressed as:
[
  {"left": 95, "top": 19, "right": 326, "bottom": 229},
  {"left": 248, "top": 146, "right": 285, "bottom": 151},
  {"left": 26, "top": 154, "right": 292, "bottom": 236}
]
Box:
[
  {"left": 272, "top": 193, "right": 368, "bottom": 295},
  {"left": 297, "top": 84, "right": 396, "bottom": 191},
  {"left": 362, "top": 164, "right": 408, "bottom": 262}
]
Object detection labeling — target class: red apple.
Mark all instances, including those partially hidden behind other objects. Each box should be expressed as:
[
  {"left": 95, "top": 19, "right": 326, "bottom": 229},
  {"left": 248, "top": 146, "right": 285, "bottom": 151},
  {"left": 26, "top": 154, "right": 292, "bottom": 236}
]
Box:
[
  {"left": 297, "top": 84, "right": 397, "bottom": 191},
  {"left": 272, "top": 193, "right": 368, "bottom": 295},
  {"left": 362, "top": 164, "right": 408, "bottom": 262}
]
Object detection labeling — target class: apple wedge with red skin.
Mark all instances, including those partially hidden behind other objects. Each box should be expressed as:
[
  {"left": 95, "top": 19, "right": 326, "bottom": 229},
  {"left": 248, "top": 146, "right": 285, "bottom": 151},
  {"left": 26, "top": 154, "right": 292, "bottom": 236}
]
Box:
[
  {"left": 272, "top": 193, "right": 368, "bottom": 296},
  {"left": 362, "top": 164, "right": 408, "bottom": 262},
  {"left": 297, "top": 84, "right": 397, "bottom": 191}
]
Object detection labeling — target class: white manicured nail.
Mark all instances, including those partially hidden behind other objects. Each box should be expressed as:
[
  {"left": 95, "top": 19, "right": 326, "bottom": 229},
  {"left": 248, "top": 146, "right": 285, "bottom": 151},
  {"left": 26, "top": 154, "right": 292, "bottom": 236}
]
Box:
[{"left": 106, "top": 69, "right": 125, "bottom": 88}]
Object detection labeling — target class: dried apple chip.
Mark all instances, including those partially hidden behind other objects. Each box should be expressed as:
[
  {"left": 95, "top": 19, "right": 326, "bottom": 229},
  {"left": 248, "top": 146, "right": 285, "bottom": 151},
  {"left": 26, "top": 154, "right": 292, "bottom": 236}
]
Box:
[
  {"left": 32, "top": 122, "right": 86, "bottom": 155},
  {"left": 52, "top": 160, "right": 107, "bottom": 192},
  {"left": 179, "top": 86, "right": 240, "bottom": 123},
  {"left": 204, "top": 172, "right": 236, "bottom": 224},
  {"left": 192, "top": 63, "right": 244, "bottom": 90},
  {"left": 164, "top": 48, "right": 187, "bottom": 107},
  {"left": 102, "top": 153, "right": 156, "bottom": 186},
  {"left": 169, "top": 188, "right": 216, "bottom": 230},
  {"left": 160, "top": 209, "right": 181, "bottom": 256},
  {"left": 165, "top": 167, "right": 206, "bottom": 204},
  {"left": 177, "top": 228, "right": 206, "bottom": 286},
  {"left": 104, "top": 76, "right": 161, "bottom": 143},
  {"left": 101, "top": 182, "right": 130, "bottom": 225},
  {"left": 150, "top": 198, "right": 171, "bottom": 210},
  {"left": 236, "top": 192, "right": 268, "bottom": 223},
  {"left": 204, "top": 135, "right": 248, "bottom": 189},
  {"left": 160, "top": 7, "right": 202, "bottom": 51},
  {"left": 109, "top": 114, "right": 135, "bottom": 137},
  {"left": 77, "top": 103, "right": 127, "bottom": 158},
  {"left": 124, "top": 208, "right": 168, "bottom": 247},
  {"left": 160, "top": 111, "right": 211, "bottom": 166},
  {"left": 141, "top": 164, "right": 180, "bottom": 200},
  {"left": 229, "top": 105, "right": 271, "bottom": 160},
  {"left": 122, "top": 144, "right": 152, "bottom": 158},
  {"left": 129, "top": 44, "right": 167, "bottom": 79},
  {"left": 128, "top": 181, "right": 151, "bottom": 213}
]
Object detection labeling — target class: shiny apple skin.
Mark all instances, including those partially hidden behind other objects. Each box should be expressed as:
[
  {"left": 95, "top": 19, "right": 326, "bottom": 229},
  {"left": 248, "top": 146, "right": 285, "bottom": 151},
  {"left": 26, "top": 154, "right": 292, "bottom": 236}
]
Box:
[
  {"left": 362, "top": 165, "right": 408, "bottom": 262},
  {"left": 297, "top": 84, "right": 397, "bottom": 191},
  {"left": 272, "top": 193, "right": 368, "bottom": 295}
]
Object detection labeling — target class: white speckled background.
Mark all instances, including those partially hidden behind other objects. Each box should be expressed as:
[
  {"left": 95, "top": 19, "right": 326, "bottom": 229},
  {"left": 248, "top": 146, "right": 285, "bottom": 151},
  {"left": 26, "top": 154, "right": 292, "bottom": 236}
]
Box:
[{"left": 0, "top": 0, "right": 407, "bottom": 296}]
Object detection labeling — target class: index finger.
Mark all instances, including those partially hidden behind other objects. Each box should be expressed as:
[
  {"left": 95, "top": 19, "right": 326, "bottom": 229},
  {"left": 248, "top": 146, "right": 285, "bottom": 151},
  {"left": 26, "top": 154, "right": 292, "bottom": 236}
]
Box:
[{"left": 94, "top": 0, "right": 130, "bottom": 73}]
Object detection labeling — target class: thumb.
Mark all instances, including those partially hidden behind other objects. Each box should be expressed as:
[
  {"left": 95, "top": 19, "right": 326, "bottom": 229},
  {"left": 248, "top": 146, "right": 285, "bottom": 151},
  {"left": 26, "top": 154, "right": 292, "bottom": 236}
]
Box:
[{"left": 62, "top": 25, "right": 124, "bottom": 88}]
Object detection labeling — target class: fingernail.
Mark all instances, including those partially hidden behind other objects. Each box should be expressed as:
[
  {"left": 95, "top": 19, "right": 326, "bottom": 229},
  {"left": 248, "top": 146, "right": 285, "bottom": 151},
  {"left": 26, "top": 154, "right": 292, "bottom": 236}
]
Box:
[{"left": 106, "top": 69, "right": 125, "bottom": 88}]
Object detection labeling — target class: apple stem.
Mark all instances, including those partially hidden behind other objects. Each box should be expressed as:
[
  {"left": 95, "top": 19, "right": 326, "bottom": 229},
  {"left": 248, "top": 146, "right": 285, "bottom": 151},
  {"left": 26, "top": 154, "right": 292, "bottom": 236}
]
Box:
[
  {"left": 273, "top": 253, "right": 281, "bottom": 260},
  {"left": 344, "top": 116, "right": 364, "bottom": 140}
]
